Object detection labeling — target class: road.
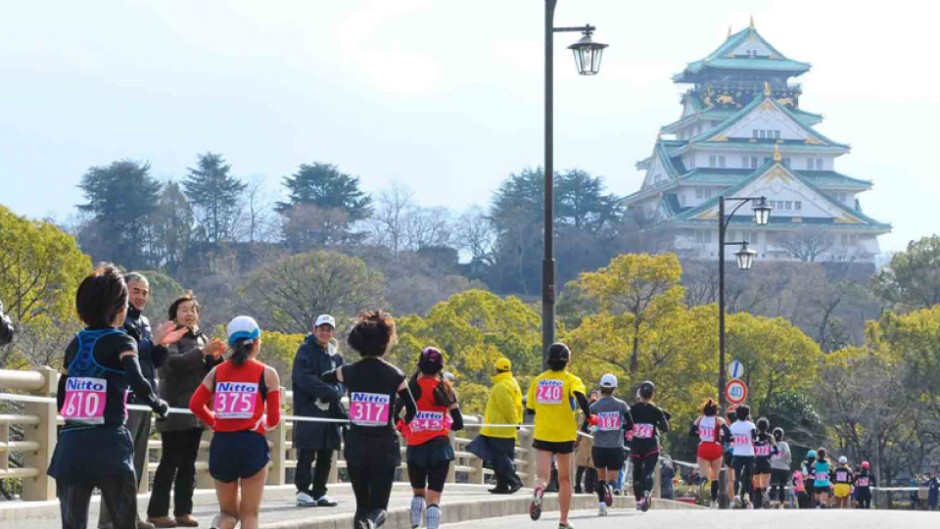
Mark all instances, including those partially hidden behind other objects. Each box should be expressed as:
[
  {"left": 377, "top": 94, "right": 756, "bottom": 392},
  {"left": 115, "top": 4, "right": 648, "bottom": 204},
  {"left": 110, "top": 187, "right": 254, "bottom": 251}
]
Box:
[{"left": 446, "top": 507, "right": 940, "bottom": 529}]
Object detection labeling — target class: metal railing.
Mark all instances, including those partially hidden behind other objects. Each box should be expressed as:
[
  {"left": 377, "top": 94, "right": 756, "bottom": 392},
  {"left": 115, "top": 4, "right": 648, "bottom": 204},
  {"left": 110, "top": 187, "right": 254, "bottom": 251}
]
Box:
[{"left": 0, "top": 368, "right": 538, "bottom": 501}]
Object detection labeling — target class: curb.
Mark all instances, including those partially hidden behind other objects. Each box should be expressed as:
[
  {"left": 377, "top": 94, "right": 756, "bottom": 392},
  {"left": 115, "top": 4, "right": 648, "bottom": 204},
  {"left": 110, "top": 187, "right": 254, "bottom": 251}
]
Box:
[{"left": 261, "top": 493, "right": 703, "bottom": 529}]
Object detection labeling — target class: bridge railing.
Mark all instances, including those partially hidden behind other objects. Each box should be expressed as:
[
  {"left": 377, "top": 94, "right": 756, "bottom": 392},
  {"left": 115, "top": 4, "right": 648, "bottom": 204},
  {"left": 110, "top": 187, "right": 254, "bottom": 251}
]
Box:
[{"left": 0, "top": 367, "right": 536, "bottom": 501}]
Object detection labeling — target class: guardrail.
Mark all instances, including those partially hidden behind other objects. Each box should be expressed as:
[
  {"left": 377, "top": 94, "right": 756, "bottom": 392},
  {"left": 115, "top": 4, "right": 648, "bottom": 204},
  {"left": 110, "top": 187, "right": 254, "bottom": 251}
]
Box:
[{"left": 0, "top": 368, "right": 538, "bottom": 501}]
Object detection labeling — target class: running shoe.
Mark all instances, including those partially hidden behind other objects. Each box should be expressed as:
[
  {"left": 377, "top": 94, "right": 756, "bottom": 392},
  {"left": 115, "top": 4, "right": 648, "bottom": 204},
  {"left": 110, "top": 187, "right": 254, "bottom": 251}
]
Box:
[
  {"left": 733, "top": 496, "right": 742, "bottom": 509},
  {"left": 529, "top": 487, "right": 545, "bottom": 521},
  {"left": 709, "top": 499, "right": 718, "bottom": 509},
  {"left": 641, "top": 491, "right": 651, "bottom": 512},
  {"left": 598, "top": 503, "right": 608, "bottom": 517},
  {"left": 558, "top": 522, "right": 575, "bottom": 529},
  {"left": 297, "top": 491, "right": 317, "bottom": 507},
  {"left": 604, "top": 483, "right": 614, "bottom": 507},
  {"left": 315, "top": 495, "right": 338, "bottom": 507},
  {"left": 613, "top": 488, "right": 622, "bottom": 496}
]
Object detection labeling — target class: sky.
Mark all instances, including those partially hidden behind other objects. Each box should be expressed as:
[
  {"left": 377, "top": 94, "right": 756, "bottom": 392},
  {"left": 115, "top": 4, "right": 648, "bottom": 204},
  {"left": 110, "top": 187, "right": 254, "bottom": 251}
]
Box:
[{"left": 0, "top": 0, "right": 937, "bottom": 252}]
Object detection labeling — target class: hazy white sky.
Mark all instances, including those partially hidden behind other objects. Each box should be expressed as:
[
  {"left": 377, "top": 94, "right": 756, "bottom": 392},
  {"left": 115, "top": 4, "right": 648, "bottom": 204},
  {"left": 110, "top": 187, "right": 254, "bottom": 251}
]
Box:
[{"left": 1, "top": 0, "right": 936, "bottom": 252}]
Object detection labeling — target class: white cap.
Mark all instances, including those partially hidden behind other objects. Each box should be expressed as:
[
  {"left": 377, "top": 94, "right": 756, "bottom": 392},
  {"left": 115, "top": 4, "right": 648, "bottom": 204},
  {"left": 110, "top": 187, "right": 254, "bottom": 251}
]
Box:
[
  {"left": 838, "top": 456, "right": 848, "bottom": 464},
  {"left": 314, "top": 314, "right": 336, "bottom": 328},
  {"left": 227, "top": 316, "right": 261, "bottom": 346},
  {"left": 599, "top": 374, "right": 618, "bottom": 388}
]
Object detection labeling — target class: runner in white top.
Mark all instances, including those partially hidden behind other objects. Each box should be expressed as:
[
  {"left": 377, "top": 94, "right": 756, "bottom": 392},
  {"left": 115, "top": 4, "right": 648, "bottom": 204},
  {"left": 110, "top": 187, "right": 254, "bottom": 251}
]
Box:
[{"left": 728, "top": 404, "right": 757, "bottom": 508}]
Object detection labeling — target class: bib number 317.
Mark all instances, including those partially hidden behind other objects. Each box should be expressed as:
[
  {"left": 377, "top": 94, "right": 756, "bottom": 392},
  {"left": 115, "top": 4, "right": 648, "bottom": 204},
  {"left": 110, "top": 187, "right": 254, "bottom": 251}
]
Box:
[{"left": 350, "top": 392, "right": 390, "bottom": 426}]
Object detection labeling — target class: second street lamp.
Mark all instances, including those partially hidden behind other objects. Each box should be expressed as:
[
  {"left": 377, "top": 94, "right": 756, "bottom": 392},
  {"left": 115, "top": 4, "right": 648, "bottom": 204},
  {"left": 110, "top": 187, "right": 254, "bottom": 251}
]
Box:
[{"left": 543, "top": 1, "right": 607, "bottom": 368}]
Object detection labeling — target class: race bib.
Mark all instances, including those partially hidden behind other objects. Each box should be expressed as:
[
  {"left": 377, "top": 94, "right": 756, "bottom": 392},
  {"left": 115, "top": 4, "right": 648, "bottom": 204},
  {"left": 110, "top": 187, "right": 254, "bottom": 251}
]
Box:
[
  {"left": 733, "top": 434, "right": 752, "bottom": 447},
  {"left": 698, "top": 426, "right": 715, "bottom": 441},
  {"left": 214, "top": 381, "right": 259, "bottom": 419},
  {"left": 632, "top": 423, "right": 654, "bottom": 439},
  {"left": 816, "top": 470, "right": 829, "bottom": 481},
  {"left": 349, "top": 392, "right": 390, "bottom": 426},
  {"left": 62, "top": 377, "right": 107, "bottom": 424},
  {"left": 755, "top": 444, "right": 771, "bottom": 457},
  {"left": 836, "top": 471, "right": 848, "bottom": 482},
  {"left": 597, "top": 411, "right": 621, "bottom": 431},
  {"left": 536, "top": 380, "right": 564, "bottom": 404},
  {"left": 857, "top": 477, "right": 869, "bottom": 487},
  {"left": 410, "top": 410, "right": 447, "bottom": 433}
]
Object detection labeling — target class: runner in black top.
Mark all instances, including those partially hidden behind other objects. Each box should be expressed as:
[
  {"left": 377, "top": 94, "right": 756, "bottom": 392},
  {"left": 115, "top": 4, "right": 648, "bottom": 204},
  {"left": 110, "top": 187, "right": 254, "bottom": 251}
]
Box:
[
  {"left": 48, "top": 265, "right": 169, "bottom": 529},
  {"left": 853, "top": 461, "right": 875, "bottom": 509},
  {"left": 628, "top": 381, "right": 670, "bottom": 512},
  {"left": 322, "top": 310, "right": 417, "bottom": 529}
]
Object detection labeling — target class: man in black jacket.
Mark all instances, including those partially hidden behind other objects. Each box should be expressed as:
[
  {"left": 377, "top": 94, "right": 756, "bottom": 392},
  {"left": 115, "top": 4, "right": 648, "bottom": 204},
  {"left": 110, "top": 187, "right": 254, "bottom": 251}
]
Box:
[
  {"left": 292, "top": 314, "right": 345, "bottom": 507},
  {"left": 100, "top": 272, "right": 185, "bottom": 529},
  {"left": 0, "top": 301, "right": 14, "bottom": 346}
]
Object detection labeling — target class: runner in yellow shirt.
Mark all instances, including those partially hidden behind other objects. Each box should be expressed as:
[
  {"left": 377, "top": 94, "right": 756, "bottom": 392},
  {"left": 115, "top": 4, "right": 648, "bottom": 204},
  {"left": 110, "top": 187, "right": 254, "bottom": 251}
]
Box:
[{"left": 526, "top": 343, "right": 591, "bottom": 529}]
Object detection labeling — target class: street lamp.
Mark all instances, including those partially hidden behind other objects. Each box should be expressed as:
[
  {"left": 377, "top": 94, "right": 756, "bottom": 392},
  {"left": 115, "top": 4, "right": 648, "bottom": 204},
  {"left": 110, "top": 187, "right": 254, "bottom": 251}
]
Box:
[
  {"left": 543, "top": 1, "right": 607, "bottom": 368},
  {"left": 717, "top": 195, "right": 771, "bottom": 412}
]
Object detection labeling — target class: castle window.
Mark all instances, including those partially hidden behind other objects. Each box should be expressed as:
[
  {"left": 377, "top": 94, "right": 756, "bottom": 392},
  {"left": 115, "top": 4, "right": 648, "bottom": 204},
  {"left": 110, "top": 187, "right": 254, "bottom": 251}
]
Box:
[
  {"left": 694, "top": 230, "right": 712, "bottom": 244},
  {"left": 807, "top": 159, "right": 815, "bottom": 170},
  {"left": 718, "top": 155, "right": 726, "bottom": 168},
  {"left": 795, "top": 201, "right": 802, "bottom": 211}
]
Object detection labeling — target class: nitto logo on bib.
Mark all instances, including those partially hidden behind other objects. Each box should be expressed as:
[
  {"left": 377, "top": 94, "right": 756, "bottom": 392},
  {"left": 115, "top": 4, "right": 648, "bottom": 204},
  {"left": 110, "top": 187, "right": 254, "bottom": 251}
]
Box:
[
  {"left": 410, "top": 411, "right": 447, "bottom": 432},
  {"left": 214, "top": 381, "right": 259, "bottom": 419},
  {"left": 597, "top": 411, "right": 621, "bottom": 431},
  {"left": 349, "top": 392, "right": 390, "bottom": 426},
  {"left": 536, "top": 380, "right": 564, "bottom": 404},
  {"left": 62, "top": 377, "right": 107, "bottom": 424}
]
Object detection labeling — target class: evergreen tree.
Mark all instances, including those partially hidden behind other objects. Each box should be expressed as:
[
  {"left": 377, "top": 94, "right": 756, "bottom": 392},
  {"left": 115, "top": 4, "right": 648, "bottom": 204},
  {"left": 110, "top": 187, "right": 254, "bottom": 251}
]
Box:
[
  {"left": 77, "top": 159, "right": 162, "bottom": 269},
  {"left": 277, "top": 162, "right": 373, "bottom": 221},
  {"left": 182, "top": 152, "right": 246, "bottom": 245}
]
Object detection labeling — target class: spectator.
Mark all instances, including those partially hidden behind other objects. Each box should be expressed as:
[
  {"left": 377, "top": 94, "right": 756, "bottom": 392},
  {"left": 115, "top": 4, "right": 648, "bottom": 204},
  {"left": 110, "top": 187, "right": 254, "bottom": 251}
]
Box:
[
  {"left": 660, "top": 458, "right": 676, "bottom": 500},
  {"left": 100, "top": 272, "right": 185, "bottom": 529},
  {"left": 476, "top": 358, "right": 523, "bottom": 494},
  {"left": 927, "top": 471, "right": 939, "bottom": 511},
  {"left": 292, "top": 314, "right": 345, "bottom": 507},
  {"left": 147, "top": 293, "right": 224, "bottom": 528}
]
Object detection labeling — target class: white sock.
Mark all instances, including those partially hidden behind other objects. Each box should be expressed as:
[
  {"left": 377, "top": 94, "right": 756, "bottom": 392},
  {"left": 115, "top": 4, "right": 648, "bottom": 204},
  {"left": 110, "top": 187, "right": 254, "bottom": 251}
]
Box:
[
  {"left": 426, "top": 504, "right": 441, "bottom": 529},
  {"left": 410, "top": 496, "right": 426, "bottom": 528}
]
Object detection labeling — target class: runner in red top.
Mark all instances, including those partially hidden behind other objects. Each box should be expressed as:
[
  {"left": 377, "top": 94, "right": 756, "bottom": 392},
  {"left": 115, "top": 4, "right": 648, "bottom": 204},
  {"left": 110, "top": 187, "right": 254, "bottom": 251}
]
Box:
[
  {"left": 399, "top": 347, "right": 463, "bottom": 529},
  {"left": 189, "top": 316, "right": 281, "bottom": 529},
  {"left": 691, "top": 398, "right": 730, "bottom": 508}
]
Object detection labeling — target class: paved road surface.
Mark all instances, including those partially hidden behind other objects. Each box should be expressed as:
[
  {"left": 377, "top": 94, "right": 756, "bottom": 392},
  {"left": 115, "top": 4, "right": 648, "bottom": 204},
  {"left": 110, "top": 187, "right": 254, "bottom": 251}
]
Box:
[{"left": 447, "top": 508, "right": 940, "bottom": 529}]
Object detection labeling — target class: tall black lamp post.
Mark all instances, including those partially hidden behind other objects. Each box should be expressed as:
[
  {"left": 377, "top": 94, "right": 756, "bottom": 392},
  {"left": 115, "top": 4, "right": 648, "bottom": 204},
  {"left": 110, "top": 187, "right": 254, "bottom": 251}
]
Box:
[
  {"left": 717, "top": 196, "right": 771, "bottom": 411},
  {"left": 543, "top": 1, "right": 608, "bottom": 367}
]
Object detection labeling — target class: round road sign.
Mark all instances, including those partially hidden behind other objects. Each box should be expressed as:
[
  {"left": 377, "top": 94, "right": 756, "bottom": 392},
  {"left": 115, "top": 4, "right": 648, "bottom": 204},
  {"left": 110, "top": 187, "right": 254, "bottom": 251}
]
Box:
[
  {"left": 728, "top": 360, "right": 745, "bottom": 379},
  {"left": 725, "top": 379, "right": 748, "bottom": 405}
]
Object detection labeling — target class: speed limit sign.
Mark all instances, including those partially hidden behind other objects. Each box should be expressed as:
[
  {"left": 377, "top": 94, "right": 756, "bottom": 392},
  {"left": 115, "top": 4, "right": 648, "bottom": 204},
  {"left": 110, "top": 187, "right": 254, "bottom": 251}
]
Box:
[{"left": 725, "top": 379, "right": 748, "bottom": 405}]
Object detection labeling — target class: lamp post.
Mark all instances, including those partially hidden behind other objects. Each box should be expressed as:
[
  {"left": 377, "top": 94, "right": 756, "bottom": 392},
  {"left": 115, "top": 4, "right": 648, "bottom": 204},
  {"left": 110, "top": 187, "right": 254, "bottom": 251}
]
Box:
[
  {"left": 543, "top": 1, "right": 608, "bottom": 368},
  {"left": 717, "top": 196, "right": 771, "bottom": 412}
]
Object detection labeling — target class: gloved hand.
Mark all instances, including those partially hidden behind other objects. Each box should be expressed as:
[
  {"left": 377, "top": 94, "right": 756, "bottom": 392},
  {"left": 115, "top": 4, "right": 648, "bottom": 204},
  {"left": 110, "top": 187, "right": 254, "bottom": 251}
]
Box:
[
  {"left": 153, "top": 399, "right": 170, "bottom": 421},
  {"left": 588, "top": 414, "right": 599, "bottom": 426},
  {"left": 315, "top": 398, "right": 331, "bottom": 412}
]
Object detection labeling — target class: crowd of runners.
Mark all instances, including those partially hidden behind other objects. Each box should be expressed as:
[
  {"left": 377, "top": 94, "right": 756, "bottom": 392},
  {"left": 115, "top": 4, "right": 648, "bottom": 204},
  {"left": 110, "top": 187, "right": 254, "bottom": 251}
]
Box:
[{"left": 44, "top": 263, "right": 934, "bottom": 529}]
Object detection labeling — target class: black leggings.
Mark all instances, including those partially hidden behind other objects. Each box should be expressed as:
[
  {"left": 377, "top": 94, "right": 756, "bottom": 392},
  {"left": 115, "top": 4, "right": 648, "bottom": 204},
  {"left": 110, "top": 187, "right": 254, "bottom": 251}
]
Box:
[
  {"left": 348, "top": 465, "right": 396, "bottom": 526},
  {"left": 858, "top": 495, "right": 871, "bottom": 509},
  {"left": 58, "top": 475, "right": 137, "bottom": 529},
  {"left": 732, "top": 456, "right": 754, "bottom": 499},
  {"left": 408, "top": 461, "right": 450, "bottom": 493},
  {"left": 631, "top": 453, "right": 659, "bottom": 501},
  {"left": 770, "top": 468, "right": 789, "bottom": 502}
]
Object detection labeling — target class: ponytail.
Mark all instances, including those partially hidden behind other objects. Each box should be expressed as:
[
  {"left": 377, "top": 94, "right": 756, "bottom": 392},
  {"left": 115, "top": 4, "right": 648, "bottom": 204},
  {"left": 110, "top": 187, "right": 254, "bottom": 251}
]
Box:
[{"left": 230, "top": 338, "right": 256, "bottom": 366}]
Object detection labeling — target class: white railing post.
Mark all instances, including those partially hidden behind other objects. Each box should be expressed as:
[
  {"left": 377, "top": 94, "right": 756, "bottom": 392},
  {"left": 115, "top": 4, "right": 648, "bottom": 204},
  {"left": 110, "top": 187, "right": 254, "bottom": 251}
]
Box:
[
  {"left": 521, "top": 429, "right": 536, "bottom": 488},
  {"left": 22, "top": 366, "right": 57, "bottom": 501},
  {"left": 266, "top": 389, "right": 287, "bottom": 485}
]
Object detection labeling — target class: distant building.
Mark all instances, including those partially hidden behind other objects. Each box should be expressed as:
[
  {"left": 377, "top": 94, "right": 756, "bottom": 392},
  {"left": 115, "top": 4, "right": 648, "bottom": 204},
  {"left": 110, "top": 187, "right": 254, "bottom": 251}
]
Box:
[{"left": 623, "top": 19, "right": 890, "bottom": 262}]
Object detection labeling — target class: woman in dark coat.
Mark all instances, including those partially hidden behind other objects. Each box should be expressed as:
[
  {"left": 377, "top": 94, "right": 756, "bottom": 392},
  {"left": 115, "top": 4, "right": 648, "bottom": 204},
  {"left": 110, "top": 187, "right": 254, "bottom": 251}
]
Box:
[
  {"left": 292, "top": 314, "right": 346, "bottom": 507},
  {"left": 146, "top": 293, "right": 224, "bottom": 527}
]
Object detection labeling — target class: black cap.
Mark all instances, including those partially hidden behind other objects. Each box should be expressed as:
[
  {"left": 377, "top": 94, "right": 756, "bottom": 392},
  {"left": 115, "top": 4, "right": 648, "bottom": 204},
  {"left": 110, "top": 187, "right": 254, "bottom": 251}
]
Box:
[
  {"left": 638, "top": 380, "right": 655, "bottom": 399},
  {"left": 547, "top": 342, "right": 571, "bottom": 363}
]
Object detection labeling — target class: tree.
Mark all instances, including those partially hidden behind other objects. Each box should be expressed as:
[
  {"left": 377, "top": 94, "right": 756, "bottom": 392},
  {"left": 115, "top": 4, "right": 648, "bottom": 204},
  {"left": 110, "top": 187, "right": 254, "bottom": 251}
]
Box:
[
  {"left": 555, "top": 169, "right": 623, "bottom": 233},
  {"left": 244, "top": 250, "right": 385, "bottom": 333},
  {"left": 368, "top": 182, "right": 414, "bottom": 255},
  {"left": 149, "top": 182, "right": 194, "bottom": 273},
  {"left": 77, "top": 159, "right": 162, "bottom": 269},
  {"left": 454, "top": 206, "right": 495, "bottom": 267},
  {"left": 182, "top": 152, "right": 246, "bottom": 245},
  {"left": 393, "top": 290, "right": 542, "bottom": 415},
  {"left": 572, "top": 253, "right": 684, "bottom": 371},
  {"left": 277, "top": 162, "right": 373, "bottom": 220},
  {"left": 137, "top": 270, "right": 187, "bottom": 325},
  {"left": 777, "top": 227, "right": 835, "bottom": 262},
  {"left": 873, "top": 235, "right": 940, "bottom": 310},
  {"left": 0, "top": 205, "right": 90, "bottom": 367}
]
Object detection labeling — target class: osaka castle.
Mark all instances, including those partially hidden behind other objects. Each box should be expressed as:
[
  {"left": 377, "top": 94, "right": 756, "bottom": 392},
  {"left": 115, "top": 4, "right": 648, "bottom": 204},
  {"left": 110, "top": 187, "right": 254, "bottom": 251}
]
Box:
[{"left": 623, "top": 19, "right": 890, "bottom": 262}]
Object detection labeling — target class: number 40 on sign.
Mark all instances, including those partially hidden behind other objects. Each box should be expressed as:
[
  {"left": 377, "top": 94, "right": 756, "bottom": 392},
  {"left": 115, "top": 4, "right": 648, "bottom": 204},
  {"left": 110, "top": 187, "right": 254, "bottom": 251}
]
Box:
[{"left": 725, "top": 379, "right": 748, "bottom": 405}]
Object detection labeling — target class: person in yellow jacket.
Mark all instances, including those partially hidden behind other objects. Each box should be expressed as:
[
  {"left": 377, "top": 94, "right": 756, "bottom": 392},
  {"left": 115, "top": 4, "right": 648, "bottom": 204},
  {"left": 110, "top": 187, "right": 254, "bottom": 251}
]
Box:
[{"left": 480, "top": 358, "right": 523, "bottom": 494}]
